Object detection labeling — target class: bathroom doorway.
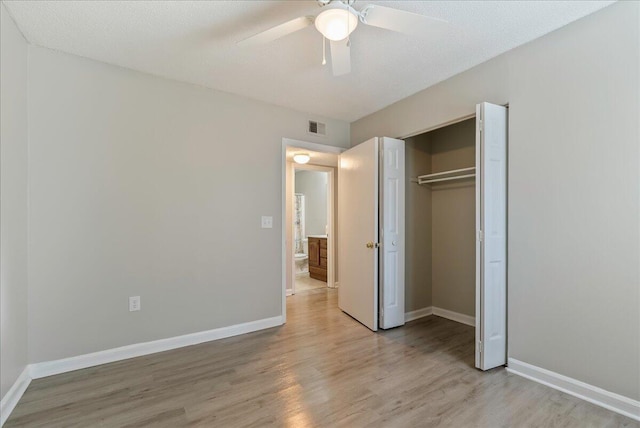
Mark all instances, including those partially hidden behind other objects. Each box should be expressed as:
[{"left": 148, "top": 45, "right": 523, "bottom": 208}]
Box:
[
  {"left": 282, "top": 139, "right": 341, "bottom": 302},
  {"left": 293, "top": 167, "right": 331, "bottom": 293}
]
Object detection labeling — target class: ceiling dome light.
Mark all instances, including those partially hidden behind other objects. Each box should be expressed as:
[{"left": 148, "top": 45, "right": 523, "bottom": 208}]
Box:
[
  {"left": 315, "top": 5, "right": 358, "bottom": 42},
  {"left": 293, "top": 153, "right": 311, "bottom": 164}
]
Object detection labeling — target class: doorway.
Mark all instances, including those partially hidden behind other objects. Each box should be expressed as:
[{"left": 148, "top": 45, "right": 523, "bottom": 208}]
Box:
[
  {"left": 293, "top": 166, "right": 331, "bottom": 293},
  {"left": 281, "top": 138, "right": 343, "bottom": 321}
]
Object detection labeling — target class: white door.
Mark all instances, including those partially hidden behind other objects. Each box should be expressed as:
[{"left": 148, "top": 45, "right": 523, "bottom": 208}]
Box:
[
  {"left": 475, "top": 102, "right": 508, "bottom": 370},
  {"left": 339, "top": 138, "right": 379, "bottom": 331},
  {"left": 379, "top": 137, "right": 405, "bottom": 329}
]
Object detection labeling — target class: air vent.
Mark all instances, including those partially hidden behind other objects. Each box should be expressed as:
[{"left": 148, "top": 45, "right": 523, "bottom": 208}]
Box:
[{"left": 308, "top": 120, "right": 326, "bottom": 136}]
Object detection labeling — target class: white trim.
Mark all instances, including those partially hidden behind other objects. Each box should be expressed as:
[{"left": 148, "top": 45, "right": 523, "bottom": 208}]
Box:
[
  {"left": 507, "top": 358, "right": 640, "bottom": 421},
  {"left": 282, "top": 142, "right": 288, "bottom": 322},
  {"left": 404, "top": 306, "right": 476, "bottom": 326},
  {"left": 282, "top": 138, "right": 344, "bottom": 154},
  {"left": 404, "top": 306, "right": 433, "bottom": 322},
  {"left": 399, "top": 113, "right": 476, "bottom": 140},
  {"left": 30, "top": 316, "right": 283, "bottom": 379},
  {"left": 0, "top": 366, "right": 31, "bottom": 426},
  {"left": 432, "top": 306, "right": 476, "bottom": 327}
]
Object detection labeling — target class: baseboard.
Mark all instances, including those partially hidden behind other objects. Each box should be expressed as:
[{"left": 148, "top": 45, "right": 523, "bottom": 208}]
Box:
[
  {"left": 507, "top": 358, "right": 640, "bottom": 421},
  {"left": 30, "top": 315, "right": 284, "bottom": 379},
  {"left": 432, "top": 306, "right": 475, "bottom": 327},
  {"left": 0, "top": 366, "right": 31, "bottom": 426},
  {"left": 404, "top": 306, "right": 433, "bottom": 322},
  {"left": 404, "top": 307, "right": 476, "bottom": 326}
]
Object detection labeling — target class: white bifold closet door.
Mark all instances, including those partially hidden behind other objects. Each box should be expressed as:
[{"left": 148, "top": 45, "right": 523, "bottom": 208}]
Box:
[
  {"left": 475, "top": 102, "right": 508, "bottom": 370},
  {"left": 338, "top": 137, "right": 405, "bottom": 331},
  {"left": 379, "top": 137, "right": 405, "bottom": 329}
]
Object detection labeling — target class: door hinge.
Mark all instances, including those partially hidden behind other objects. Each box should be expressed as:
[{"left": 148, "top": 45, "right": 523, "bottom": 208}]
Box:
[
  {"left": 478, "top": 341, "right": 482, "bottom": 352},
  {"left": 478, "top": 230, "right": 483, "bottom": 242},
  {"left": 478, "top": 119, "right": 483, "bottom": 132}
]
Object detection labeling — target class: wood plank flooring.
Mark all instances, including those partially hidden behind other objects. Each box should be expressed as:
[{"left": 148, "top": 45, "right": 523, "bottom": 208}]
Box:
[{"left": 6, "top": 289, "right": 638, "bottom": 427}]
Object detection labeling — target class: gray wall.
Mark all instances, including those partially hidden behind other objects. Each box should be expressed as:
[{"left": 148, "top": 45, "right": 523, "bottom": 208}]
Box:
[
  {"left": 295, "top": 170, "right": 328, "bottom": 237},
  {"left": 404, "top": 134, "right": 432, "bottom": 312},
  {"left": 352, "top": 2, "right": 640, "bottom": 401},
  {"left": 430, "top": 119, "right": 476, "bottom": 317},
  {"left": 0, "top": 4, "right": 29, "bottom": 399},
  {"left": 27, "top": 46, "right": 350, "bottom": 363}
]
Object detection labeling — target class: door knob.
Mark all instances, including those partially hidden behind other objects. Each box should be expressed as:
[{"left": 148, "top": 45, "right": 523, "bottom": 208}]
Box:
[
  {"left": 366, "top": 242, "right": 380, "bottom": 249},
  {"left": 366, "top": 242, "right": 374, "bottom": 249}
]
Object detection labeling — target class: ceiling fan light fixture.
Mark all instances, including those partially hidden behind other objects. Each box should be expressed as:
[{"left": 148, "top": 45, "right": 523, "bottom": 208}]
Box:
[
  {"left": 314, "top": 5, "right": 358, "bottom": 41},
  {"left": 293, "top": 153, "right": 311, "bottom": 164}
]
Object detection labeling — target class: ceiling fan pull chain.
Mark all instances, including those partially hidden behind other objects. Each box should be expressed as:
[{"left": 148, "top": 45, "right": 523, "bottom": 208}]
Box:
[
  {"left": 346, "top": 7, "right": 351, "bottom": 47},
  {"left": 322, "top": 36, "right": 327, "bottom": 65}
]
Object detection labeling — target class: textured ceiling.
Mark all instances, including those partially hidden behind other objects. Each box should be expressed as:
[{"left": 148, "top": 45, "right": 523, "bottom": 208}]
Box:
[{"left": 4, "top": 0, "right": 613, "bottom": 122}]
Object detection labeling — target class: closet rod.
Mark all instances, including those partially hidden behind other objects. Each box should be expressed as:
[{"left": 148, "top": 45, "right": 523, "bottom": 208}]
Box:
[
  {"left": 418, "top": 166, "right": 475, "bottom": 180},
  {"left": 419, "top": 173, "right": 476, "bottom": 185}
]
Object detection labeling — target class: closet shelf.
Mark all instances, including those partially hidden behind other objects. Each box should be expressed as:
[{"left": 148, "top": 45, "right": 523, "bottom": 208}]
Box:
[{"left": 417, "top": 167, "right": 476, "bottom": 185}]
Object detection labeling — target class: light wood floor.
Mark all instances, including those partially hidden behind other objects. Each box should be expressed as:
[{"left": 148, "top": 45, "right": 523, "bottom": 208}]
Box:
[{"left": 7, "top": 289, "right": 638, "bottom": 427}]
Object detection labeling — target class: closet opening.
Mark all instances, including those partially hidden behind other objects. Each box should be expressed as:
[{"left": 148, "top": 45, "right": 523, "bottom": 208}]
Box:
[{"left": 405, "top": 117, "right": 479, "bottom": 367}]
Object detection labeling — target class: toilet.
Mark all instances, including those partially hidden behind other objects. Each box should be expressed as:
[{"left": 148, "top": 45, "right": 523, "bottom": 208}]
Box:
[{"left": 294, "top": 240, "right": 309, "bottom": 275}]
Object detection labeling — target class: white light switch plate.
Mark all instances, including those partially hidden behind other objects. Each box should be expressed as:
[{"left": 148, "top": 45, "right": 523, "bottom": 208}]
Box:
[
  {"left": 129, "top": 296, "right": 141, "bottom": 311},
  {"left": 261, "top": 216, "right": 273, "bottom": 229}
]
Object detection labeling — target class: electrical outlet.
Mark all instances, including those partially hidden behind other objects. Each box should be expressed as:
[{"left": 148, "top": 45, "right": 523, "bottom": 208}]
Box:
[
  {"left": 261, "top": 216, "right": 273, "bottom": 229},
  {"left": 129, "top": 296, "right": 141, "bottom": 312}
]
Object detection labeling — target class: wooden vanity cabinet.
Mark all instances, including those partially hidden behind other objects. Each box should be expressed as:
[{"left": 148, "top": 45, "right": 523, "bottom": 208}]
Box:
[{"left": 308, "top": 237, "right": 327, "bottom": 282}]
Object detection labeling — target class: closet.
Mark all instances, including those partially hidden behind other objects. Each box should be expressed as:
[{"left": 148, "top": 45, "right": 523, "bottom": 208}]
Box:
[
  {"left": 338, "top": 102, "right": 507, "bottom": 371},
  {"left": 407, "top": 118, "right": 477, "bottom": 329}
]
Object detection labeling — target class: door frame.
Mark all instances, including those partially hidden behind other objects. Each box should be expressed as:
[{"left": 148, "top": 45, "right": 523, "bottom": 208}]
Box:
[
  {"left": 281, "top": 138, "right": 344, "bottom": 323},
  {"left": 398, "top": 113, "right": 476, "bottom": 140}
]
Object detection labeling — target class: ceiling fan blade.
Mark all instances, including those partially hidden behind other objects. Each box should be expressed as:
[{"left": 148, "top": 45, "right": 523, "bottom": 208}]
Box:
[
  {"left": 238, "top": 16, "right": 314, "bottom": 47},
  {"left": 361, "top": 5, "right": 449, "bottom": 37},
  {"left": 330, "top": 39, "right": 351, "bottom": 76}
]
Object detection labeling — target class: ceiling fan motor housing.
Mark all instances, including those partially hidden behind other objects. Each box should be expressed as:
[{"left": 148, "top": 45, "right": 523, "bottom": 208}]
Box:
[{"left": 317, "top": 0, "right": 356, "bottom": 6}]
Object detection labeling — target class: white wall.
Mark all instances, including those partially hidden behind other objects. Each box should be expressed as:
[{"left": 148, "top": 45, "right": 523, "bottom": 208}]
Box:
[
  {"left": 352, "top": 2, "right": 640, "bottom": 400},
  {"left": 27, "top": 46, "right": 350, "bottom": 363},
  {"left": 295, "top": 170, "right": 328, "bottom": 237},
  {"left": 0, "top": 4, "right": 29, "bottom": 399}
]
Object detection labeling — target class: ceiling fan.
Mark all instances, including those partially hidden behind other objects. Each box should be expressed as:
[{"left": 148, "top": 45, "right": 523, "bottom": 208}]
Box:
[{"left": 238, "top": 0, "right": 449, "bottom": 76}]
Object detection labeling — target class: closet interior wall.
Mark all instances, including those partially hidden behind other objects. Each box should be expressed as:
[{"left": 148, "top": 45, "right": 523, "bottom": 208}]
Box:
[
  {"left": 405, "top": 133, "right": 433, "bottom": 312},
  {"left": 405, "top": 118, "right": 476, "bottom": 318}
]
